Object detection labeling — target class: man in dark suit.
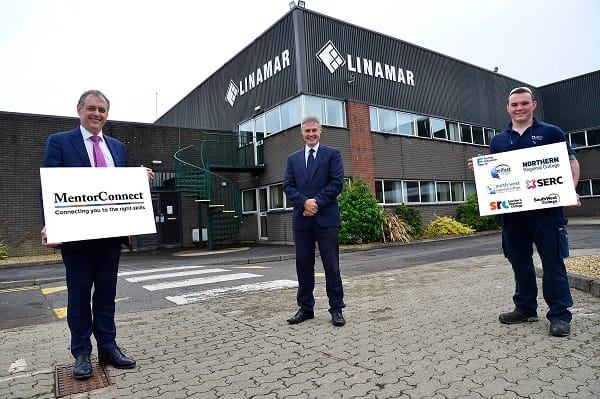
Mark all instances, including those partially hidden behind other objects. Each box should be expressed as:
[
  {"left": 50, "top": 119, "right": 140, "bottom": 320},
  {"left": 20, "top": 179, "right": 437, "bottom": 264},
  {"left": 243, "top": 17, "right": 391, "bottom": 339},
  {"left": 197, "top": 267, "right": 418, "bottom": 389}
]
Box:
[
  {"left": 41, "top": 90, "right": 154, "bottom": 379},
  {"left": 283, "top": 116, "right": 346, "bottom": 327}
]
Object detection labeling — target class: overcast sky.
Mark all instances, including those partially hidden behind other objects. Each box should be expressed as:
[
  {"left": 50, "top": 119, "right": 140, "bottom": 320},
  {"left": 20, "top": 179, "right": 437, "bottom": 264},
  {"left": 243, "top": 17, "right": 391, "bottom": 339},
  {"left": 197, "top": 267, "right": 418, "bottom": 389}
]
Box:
[{"left": 1, "top": 0, "right": 598, "bottom": 124}]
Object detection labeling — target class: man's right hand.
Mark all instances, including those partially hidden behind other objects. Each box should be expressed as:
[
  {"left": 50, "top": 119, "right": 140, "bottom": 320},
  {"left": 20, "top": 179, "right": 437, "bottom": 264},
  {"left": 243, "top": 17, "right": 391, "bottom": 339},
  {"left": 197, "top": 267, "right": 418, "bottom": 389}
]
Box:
[
  {"left": 41, "top": 226, "right": 61, "bottom": 248},
  {"left": 303, "top": 198, "right": 319, "bottom": 217},
  {"left": 467, "top": 153, "right": 482, "bottom": 171}
]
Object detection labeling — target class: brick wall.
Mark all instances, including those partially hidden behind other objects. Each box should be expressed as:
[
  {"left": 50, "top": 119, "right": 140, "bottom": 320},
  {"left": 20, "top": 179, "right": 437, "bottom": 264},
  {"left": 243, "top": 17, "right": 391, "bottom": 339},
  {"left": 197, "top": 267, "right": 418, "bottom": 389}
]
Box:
[{"left": 346, "top": 102, "right": 375, "bottom": 192}]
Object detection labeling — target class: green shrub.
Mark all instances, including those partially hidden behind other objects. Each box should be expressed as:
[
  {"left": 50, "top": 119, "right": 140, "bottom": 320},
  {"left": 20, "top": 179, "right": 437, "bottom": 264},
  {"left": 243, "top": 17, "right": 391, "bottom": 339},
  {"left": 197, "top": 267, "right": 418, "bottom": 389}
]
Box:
[
  {"left": 456, "top": 192, "right": 499, "bottom": 231},
  {"left": 422, "top": 216, "right": 474, "bottom": 238},
  {"left": 395, "top": 204, "right": 424, "bottom": 238},
  {"left": 338, "top": 178, "right": 383, "bottom": 244}
]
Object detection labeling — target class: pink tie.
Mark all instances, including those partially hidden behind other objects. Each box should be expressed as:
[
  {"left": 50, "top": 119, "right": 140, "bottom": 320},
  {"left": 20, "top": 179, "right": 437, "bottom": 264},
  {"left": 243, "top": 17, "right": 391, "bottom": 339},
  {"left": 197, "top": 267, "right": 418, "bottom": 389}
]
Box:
[{"left": 91, "top": 135, "right": 107, "bottom": 167}]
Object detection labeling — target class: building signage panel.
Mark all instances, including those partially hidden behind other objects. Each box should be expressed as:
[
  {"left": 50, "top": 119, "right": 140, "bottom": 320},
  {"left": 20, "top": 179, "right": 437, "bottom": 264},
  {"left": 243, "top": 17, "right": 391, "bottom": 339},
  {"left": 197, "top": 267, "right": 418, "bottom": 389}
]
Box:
[
  {"left": 472, "top": 142, "right": 577, "bottom": 216},
  {"left": 225, "top": 49, "right": 291, "bottom": 107},
  {"left": 40, "top": 167, "right": 156, "bottom": 243},
  {"left": 316, "top": 40, "right": 415, "bottom": 86}
]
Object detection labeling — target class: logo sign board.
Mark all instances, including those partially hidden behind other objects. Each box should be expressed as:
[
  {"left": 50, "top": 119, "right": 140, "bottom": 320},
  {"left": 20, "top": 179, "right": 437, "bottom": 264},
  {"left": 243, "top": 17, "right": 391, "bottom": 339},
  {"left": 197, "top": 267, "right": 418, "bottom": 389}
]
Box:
[
  {"left": 472, "top": 142, "right": 577, "bottom": 216},
  {"left": 40, "top": 167, "right": 156, "bottom": 243}
]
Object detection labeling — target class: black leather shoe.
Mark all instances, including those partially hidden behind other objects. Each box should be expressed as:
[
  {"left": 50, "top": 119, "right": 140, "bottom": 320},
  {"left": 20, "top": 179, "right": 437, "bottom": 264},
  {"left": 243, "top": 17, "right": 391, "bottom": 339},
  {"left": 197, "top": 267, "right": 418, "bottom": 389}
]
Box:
[
  {"left": 99, "top": 347, "right": 136, "bottom": 369},
  {"left": 499, "top": 311, "right": 538, "bottom": 324},
  {"left": 549, "top": 319, "right": 570, "bottom": 337},
  {"left": 331, "top": 311, "right": 346, "bottom": 327},
  {"left": 73, "top": 354, "right": 93, "bottom": 379},
  {"left": 287, "top": 309, "right": 314, "bottom": 324}
]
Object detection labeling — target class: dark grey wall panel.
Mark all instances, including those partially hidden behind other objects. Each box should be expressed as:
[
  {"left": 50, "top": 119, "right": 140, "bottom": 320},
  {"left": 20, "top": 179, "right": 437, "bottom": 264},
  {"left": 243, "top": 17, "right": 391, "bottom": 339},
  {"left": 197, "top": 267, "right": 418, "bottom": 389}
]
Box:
[
  {"left": 302, "top": 11, "right": 538, "bottom": 128},
  {"left": 539, "top": 71, "right": 600, "bottom": 131},
  {"left": 371, "top": 133, "right": 483, "bottom": 181}
]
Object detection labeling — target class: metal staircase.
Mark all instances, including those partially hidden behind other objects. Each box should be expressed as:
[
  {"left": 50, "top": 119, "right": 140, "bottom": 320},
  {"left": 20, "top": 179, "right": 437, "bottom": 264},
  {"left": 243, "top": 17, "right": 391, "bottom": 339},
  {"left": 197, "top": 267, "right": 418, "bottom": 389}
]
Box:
[{"left": 174, "top": 132, "right": 263, "bottom": 249}]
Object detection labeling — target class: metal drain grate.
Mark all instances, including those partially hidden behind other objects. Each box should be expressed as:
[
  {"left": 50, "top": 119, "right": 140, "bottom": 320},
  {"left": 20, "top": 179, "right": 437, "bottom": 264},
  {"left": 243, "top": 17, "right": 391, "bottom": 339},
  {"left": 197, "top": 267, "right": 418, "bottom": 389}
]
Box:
[{"left": 55, "top": 362, "right": 111, "bottom": 397}]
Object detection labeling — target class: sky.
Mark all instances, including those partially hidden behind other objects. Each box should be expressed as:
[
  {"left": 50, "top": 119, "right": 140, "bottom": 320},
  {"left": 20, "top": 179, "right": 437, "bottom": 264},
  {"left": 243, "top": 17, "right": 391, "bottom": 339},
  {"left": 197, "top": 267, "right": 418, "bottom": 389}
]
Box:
[{"left": 1, "top": 0, "right": 598, "bottom": 124}]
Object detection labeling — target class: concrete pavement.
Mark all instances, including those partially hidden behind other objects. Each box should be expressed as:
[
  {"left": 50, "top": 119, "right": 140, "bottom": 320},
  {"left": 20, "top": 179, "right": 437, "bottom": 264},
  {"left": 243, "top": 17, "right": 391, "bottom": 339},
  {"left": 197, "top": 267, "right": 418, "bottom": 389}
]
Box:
[{"left": 1, "top": 250, "right": 599, "bottom": 398}]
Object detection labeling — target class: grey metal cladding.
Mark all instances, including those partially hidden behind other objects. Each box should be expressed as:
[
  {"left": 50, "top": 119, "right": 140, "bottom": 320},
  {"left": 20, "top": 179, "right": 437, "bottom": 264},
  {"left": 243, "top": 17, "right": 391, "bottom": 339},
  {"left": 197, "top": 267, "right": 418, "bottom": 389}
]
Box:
[
  {"left": 538, "top": 71, "right": 600, "bottom": 131},
  {"left": 301, "top": 11, "right": 532, "bottom": 128},
  {"left": 156, "top": 13, "right": 298, "bottom": 131}
]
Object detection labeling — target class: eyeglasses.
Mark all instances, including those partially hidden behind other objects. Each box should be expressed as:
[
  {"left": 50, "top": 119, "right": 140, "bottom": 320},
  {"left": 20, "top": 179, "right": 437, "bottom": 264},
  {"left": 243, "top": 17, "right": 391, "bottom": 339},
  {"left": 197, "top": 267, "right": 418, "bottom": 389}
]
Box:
[{"left": 509, "top": 86, "right": 533, "bottom": 96}]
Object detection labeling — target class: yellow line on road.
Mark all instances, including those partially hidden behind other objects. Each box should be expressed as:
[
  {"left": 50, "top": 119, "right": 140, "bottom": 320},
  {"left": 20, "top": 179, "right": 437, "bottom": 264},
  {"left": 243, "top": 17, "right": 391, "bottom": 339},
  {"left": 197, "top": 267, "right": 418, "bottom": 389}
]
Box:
[
  {"left": 315, "top": 272, "right": 325, "bottom": 277},
  {"left": 41, "top": 286, "right": 67, "bottom": 295},
  {"left": 54, "top": 307, "right": 67, "bottom": 319},
  {"left": 0, "top": 286, "right": 37, "bottom": 294},
  {"left": 53, "top": 297, "right": 129, "bottom": 319}
]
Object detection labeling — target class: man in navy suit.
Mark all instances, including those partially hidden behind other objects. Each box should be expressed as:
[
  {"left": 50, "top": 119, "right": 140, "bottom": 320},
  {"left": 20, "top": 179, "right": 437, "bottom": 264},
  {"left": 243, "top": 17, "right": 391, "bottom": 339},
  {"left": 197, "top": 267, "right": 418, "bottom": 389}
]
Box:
[
  {"left": 41, "top": 90, "right": 154, "bottom": 379},
  {"left": 283, "top": 116, "right": 346, "bottom": 327}
]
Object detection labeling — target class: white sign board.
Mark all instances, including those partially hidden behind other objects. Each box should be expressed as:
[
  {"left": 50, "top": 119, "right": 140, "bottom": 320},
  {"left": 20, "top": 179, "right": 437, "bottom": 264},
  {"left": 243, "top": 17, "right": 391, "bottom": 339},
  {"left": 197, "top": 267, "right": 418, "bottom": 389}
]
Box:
[
  {"left": 40, "top": 167, "right": 156, "bottom": 243},
  {"left": 472, "top": 142, "right": 577, "bottom": 216}
]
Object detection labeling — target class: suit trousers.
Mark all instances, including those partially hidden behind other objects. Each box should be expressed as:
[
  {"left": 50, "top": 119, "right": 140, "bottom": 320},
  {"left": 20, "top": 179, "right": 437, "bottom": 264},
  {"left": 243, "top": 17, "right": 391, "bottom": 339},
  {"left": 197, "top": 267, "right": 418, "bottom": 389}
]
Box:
[
  {"left": 294, "top": 222, "right": 345, "bottom": 313},
  {"left": 61, "top": 238, "right": 121, "bottom": 357}
]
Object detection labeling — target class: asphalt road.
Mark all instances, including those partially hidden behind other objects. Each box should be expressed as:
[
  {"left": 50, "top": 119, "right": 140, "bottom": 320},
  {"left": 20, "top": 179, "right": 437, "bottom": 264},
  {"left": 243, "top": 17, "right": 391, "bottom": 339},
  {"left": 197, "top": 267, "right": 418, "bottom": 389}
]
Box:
[{"left": 1, "top": 225, "right": 598, "bottom": 330}]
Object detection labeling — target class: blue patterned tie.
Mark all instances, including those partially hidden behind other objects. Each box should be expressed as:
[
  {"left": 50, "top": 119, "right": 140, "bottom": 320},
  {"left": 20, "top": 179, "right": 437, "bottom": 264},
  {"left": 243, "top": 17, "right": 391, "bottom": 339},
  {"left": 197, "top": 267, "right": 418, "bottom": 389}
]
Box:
[{"left": 306, "top": 148, "right": 315, "bottom": 177}]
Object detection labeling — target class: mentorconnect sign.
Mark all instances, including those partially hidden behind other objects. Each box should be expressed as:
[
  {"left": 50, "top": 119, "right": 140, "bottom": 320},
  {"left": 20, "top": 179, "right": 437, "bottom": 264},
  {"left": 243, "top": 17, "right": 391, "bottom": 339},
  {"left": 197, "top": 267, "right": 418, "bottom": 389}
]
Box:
[
  {"left": 40, "top": 167, "right": 156, "bottom": 243},
  {"left": 473, "top": 142, "right": 577, "bottom": 216}
]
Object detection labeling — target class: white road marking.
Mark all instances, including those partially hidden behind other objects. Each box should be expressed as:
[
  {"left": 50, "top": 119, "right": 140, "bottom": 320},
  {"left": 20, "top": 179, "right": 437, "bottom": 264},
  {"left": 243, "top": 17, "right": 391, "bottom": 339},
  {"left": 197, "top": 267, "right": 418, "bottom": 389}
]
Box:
[
  {"left": 118, "top": 265, "right": 208, "bottom": 276},
  {"left": 165, "top": 279, "right": 298, "bottom": 304},
  {"left": 142, "top": 273, "right": 262, "bottom": 291},
  {"left": 125, "top": 268, "right": 228, "bottom": 282}
]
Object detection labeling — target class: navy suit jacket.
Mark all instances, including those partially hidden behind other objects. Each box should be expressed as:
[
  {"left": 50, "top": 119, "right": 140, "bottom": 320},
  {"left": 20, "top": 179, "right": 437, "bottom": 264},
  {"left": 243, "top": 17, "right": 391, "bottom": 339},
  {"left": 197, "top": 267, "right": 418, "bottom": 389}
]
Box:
[
  {"left": 41, "top": 127, "right": 128, "bottom": 249},
  {"left": 283, "top": 144, "right": 344, "bottom": 230},
  {"left": 42, "top": 127, "right": 127, "bottom": 168}
]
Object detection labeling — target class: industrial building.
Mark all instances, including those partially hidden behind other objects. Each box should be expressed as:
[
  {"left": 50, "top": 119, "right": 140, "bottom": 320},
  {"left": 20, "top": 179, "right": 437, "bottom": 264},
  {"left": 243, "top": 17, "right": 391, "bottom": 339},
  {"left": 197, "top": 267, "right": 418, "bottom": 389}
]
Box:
[{"left": 1, "top": 5, "right": 598, "bottom": 256}]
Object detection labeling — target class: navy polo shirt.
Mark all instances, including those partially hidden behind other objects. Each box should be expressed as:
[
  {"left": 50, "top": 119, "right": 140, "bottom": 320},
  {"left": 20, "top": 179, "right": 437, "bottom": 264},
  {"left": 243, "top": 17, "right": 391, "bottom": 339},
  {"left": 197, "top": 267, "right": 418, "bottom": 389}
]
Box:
[{"left": 490, "top": 116, "right": 574, "bottom": 156}]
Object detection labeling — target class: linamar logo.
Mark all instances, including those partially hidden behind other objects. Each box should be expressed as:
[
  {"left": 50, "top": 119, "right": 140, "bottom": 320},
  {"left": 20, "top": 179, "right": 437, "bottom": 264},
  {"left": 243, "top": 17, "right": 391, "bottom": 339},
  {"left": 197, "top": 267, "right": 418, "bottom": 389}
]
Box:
[
  {"left": 316, "top": 41, "right": 345, "bottom": 73},
  {"left": 316, "top": 40, "right": 416, "bottom": 85}
]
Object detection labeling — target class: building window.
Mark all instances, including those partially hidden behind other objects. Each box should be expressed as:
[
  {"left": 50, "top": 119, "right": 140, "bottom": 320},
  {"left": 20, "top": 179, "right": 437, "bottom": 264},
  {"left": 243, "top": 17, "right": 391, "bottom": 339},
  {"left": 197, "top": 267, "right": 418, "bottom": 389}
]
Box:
[
  {"left": 378, "top": 108, "right": 398, "bottom": 133},
  {"left": 384, "top": 180, "right": 403, "bottom": 204},
  {"left": 265, "top": 108, "right": 281, "bottom": 135},
  {"left": 239, "top": 120, "right": 253, "bottom": 146},
  {"left": 577, "top": 180, "right": 592, "bottom": 196},
  {"left": 472, "top": 126, "right": 485, "bottom": 145},
  {"left": 374, "top": 180, "right": 383, "bottom": 203},
  {"left": 325, "top": 98, "right": 345, "bottom": 127},
  {"left": 420, "top": 181, "right": 435, "bottom": 202},
  {"left": 242, "top": 190, "right": 257, "bottom": 212},
  {"left": 593, "top": 179, "right": 600, "bottom": 196},
  {"left": 304, "top": 96, "right": 326, "bottom": 124},
  {"left": 403, "top": 181, "right": 420, "bottom": 203},
  {"left": 464, "top": 182, "right": 477, "bottom": 198},
  {"left": 436, "top": 182, "right": 451, "bottom": 202},
  {"left": 369, "top": 107, "right": 379, "bottom": 131},
  {"left": 398, "top": 112, "right": 416, "bottom": 135},
  {"left": 587, "top": 128, "right": 600, "bottom": 147},
  {"left": 460, "top": 124, "right": 472, "bottom": 143},
  {"left": 451, "top": 182, "right": 465, "bottom": 202},
  {"left": 446, "top": 121, "right": 461, "bottom": 142},
  {"left": 269, "top": 184, "right": 285, "bottom": 209},
  {"left": 416, "top": 116, "right": 430, "bottom": 138},
  {"left": 431, "top": 118, "right": 447, "bottom": 140},
  {"left": 255, "top": 115, "right": 265, "bottom": 144},
  {"left": 280, "top": 97, "right": 302, "bottom": 130},
  {"left": 484, "top": 128, "right": 495, "bottom": 145}
]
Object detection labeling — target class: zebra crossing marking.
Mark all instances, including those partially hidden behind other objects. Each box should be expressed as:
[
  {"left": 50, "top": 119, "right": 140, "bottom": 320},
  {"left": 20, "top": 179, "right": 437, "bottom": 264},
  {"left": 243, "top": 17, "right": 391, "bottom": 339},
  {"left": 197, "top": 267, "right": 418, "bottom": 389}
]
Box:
[
  {"left": 142, "top": 272, "right": 262, "bottom": 291},
  {"left": 124, "top": 268, "right": 228, "bottom": 283},
  {"left": 165, "top": 279, "right": 298, "bottom": 304}
]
